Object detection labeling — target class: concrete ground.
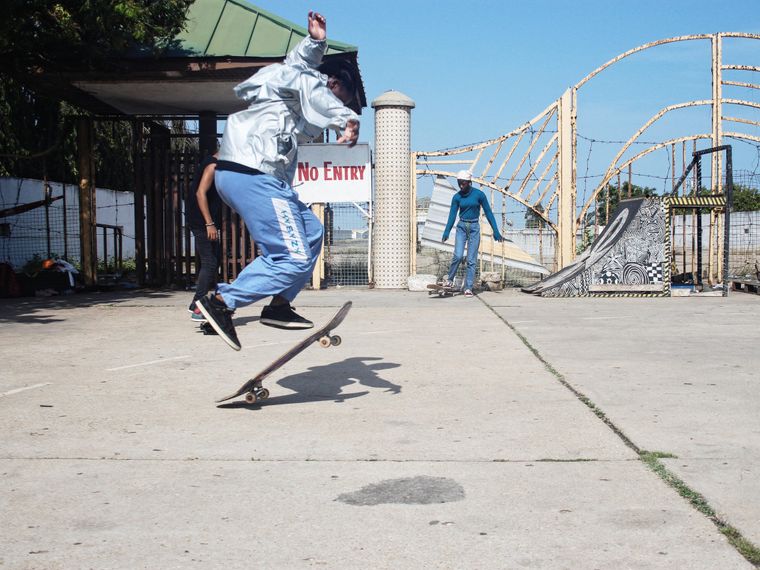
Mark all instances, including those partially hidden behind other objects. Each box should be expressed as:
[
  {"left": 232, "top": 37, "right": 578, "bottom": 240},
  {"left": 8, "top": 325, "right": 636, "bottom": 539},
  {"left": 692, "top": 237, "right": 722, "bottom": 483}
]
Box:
[{"left": 0, "top": 287, "right": 757, "bottom": 569}]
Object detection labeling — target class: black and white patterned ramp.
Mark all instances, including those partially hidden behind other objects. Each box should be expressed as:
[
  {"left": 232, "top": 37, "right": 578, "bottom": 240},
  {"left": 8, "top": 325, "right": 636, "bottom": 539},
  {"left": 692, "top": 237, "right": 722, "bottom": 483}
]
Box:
[{"left": 525, "top": 197, "right": 667, "bottom": 297}]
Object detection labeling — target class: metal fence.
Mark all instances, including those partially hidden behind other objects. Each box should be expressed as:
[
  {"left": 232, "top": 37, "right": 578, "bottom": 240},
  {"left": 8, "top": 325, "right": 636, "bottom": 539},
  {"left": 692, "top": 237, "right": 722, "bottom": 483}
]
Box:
[
  {"left": 727, "top": 211, "right": 760, "bottom": 280},
  {"left": 323, "top": 202, "right": 370, "bottom": 286},
  {"left": 415, "top": 228, "right": 557, "bottom": 289},
  {"left": 0, "top": 178, "right": 139, "bottom": 270},
  {"left": 0, "top": 178, "right": 133, "bottom": 272}
]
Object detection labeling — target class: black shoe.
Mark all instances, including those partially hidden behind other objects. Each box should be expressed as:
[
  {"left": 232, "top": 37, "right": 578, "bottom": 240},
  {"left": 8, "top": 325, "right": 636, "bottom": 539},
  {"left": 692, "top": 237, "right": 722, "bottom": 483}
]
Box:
[
  {"left": 260, "top": 303, "right": 314, "bottom": 329},
  {"left": 197, "top": 294, "right": 241, "bottom": 351}
]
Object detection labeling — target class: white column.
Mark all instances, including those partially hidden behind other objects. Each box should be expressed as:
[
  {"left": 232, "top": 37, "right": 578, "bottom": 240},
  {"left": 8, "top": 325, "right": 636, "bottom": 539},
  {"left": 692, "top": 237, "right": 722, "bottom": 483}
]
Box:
[
  {"left": 557, "top": 88, "right": 577, "bottom": 270},
  {"left": 372, "top": 90, "right": 415, "bottom": 288}
]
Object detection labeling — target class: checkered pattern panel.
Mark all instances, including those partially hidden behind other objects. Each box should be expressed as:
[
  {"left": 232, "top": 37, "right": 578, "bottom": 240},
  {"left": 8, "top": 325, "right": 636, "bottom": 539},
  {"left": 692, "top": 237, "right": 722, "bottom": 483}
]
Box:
[{"left": 647, "top": 263, "right": 663, "bottom": 283}]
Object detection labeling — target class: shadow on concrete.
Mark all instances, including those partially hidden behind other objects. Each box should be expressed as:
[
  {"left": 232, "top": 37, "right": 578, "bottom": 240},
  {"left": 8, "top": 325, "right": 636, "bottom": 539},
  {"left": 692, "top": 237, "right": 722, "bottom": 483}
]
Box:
[
  {"left": 0, "top": 289, "right": 176, "bottom": 324},
  {"left": 233, "top": 315, "right": 260, "bottom": 326},
  {"left": 217, "top": 356, "right": 402, "bottom": 409}
]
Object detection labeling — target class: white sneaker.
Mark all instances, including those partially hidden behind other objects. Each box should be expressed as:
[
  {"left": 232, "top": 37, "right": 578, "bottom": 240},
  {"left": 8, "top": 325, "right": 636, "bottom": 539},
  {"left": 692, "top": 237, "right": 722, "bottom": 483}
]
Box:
[{"left": 464, "top": 289, "right": 474, "bottom": 297}]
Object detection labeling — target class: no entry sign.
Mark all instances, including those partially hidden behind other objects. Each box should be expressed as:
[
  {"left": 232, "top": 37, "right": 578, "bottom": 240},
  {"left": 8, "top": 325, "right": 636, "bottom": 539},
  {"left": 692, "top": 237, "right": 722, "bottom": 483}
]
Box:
[{"left": 294, "top": 143, "right": 371, "bottom": 203}]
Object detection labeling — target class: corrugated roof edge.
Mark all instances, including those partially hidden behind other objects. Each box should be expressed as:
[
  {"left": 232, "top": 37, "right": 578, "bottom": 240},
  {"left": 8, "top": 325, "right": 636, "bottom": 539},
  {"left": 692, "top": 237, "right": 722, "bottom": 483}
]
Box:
[{"left": 226, "top": 0, "right": 358, "bottom": 54}]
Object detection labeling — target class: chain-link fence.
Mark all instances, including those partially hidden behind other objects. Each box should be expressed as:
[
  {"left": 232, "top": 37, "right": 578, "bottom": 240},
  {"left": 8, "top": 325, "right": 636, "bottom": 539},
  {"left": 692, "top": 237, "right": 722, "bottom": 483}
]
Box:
[
  {"left": 0, "top": 177, "right": 135, "bottom": 272},
  {"left": 324, "top": 202, "right": 370, "bottom": 286},
  {"left": 1, "top": 179, "right": 79, "bottom": 270},
  {"left": 729, "top": 169, "right": 760, "bottom": 280},
  {"left": 415, "top": 227, "right": 556, "bottom": 289}
]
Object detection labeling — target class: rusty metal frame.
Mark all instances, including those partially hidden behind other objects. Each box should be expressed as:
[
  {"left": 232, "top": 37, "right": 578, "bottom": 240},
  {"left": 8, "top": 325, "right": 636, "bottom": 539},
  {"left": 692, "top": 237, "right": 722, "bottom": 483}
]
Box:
[{"left": 413, "top": 32, "right": 760, "bottom": 271}]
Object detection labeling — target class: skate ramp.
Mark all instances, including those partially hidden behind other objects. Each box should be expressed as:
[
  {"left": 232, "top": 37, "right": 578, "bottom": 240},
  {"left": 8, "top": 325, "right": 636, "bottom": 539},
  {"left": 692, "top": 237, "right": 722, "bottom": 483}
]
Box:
[
  {"left": 420, "top": 177, "right": 549, "bottom": 275},
  {"left": 524, "top": 197, "right": 667, "bottom": 297}
]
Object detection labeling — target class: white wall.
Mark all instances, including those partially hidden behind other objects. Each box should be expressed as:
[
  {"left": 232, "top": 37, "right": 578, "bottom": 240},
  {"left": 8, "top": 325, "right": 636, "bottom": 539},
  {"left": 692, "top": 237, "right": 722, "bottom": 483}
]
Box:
[{"left": 0, "top": 177, "right": 136, "bottom": 269}]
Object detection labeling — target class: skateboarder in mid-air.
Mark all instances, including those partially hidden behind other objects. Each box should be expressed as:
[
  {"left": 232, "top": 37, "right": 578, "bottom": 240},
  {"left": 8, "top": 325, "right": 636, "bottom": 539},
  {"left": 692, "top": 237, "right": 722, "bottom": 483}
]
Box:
[
  {"left": 197, "top": 11, "right": 360, "bottom": 351},
  {"left": 441, "top": 170, "right": 504, "bottom": 297}
]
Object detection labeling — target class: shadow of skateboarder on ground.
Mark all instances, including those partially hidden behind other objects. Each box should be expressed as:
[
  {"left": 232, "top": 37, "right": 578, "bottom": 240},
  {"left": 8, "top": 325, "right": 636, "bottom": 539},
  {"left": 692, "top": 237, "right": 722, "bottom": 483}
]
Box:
[{"left": 218, "top": 356, "right": 401, "bottom": 409}]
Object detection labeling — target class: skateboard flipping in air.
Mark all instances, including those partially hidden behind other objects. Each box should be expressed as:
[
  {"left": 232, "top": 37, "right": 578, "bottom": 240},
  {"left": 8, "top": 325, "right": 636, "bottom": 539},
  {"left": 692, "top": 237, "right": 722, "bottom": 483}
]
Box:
[{"left": 216, "top": 301, "right": 352, "bottom": 405}]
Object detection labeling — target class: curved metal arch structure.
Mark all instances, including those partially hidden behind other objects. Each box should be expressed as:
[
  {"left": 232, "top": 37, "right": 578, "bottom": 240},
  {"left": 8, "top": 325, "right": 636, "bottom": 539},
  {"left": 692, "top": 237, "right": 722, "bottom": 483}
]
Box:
[{"left": 413, "top": 32, "right": 760, "bottom": 270}]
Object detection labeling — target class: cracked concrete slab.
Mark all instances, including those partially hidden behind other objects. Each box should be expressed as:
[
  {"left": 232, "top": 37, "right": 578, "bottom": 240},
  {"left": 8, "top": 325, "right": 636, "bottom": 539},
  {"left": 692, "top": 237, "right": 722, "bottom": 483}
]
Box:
[
  {"left": 485, "top": 289, "right": 760, "bottom": 548},
  {"left": 0, "top": 459, "right": 749, "bottom": 569},
  {"left": 0, "top": 289, "right": 754, "bottom": 568}
]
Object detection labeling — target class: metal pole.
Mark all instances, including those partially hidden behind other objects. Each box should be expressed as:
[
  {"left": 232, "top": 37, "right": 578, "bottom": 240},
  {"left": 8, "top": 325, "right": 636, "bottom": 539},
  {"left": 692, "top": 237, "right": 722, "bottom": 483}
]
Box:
[
  {"left": 711, "top": 34, "right": 723, "bottom": 195},
  {"left": 723, "top": 145, "right": 733, "bottom": 296},
  {"left": 102, "top": 226, "right": 108, "bottom": 271},
  {"left": 112, "top": 228, "right": 118, "bottom": 271},
  {"left": 62, "top": 183, "right": 68, "bottom": 260},
  {"left": 681, "top": 142, "right": 686, "bottom": 274},
  {"left": 696, "top": 156, "right": 703, "bottom": 289},
  {"left": 605, "top": 183, "right": 610, "bottom": 227},
  {"left": 557, "top": 89, "right": 576, "bottom": 269},
  {"left": 410, "top": 151, "right": 417, "bottom": 277},
  {"left": 117, "top": 227, "right": 123, "bottom": 271},
  {"left": 44, "top": 179, "right": 51, "bottom": 258}
]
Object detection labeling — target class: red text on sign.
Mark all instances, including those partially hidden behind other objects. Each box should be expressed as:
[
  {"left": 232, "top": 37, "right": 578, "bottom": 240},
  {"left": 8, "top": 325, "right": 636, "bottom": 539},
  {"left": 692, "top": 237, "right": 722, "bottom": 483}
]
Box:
[{"left": 297, "top": 161, "right": 367, "bottom": 182}]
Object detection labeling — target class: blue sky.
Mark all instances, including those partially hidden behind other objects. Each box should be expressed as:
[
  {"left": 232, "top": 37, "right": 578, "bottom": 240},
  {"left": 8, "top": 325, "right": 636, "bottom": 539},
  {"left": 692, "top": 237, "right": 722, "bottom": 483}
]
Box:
[{"left": 248, "top": 1, "right": 760, "bottom": 204}]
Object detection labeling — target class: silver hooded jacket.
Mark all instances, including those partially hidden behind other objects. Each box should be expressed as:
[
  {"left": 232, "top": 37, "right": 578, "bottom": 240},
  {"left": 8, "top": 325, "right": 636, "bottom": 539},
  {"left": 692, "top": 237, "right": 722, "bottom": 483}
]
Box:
[{"left": 218, "top": 35, "right": 360, "bottom": 184}]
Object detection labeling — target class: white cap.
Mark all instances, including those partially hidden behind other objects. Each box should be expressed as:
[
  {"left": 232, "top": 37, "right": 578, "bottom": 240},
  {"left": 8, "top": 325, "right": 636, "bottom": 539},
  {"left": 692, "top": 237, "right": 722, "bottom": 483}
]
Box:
[{"left": 456, "top": 170, "right": 472, "bottom": 181}]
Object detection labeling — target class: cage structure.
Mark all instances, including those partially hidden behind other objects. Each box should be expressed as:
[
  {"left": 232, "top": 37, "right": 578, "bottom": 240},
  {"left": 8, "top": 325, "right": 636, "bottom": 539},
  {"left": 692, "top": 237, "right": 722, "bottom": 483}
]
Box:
[
  {"left": 524, "top": 146, "right": 735, "bottom": 297},
  {"left": 413, "top": 33, "right": 759, "bottom": 283},
  {"left": 323, "top": 202, "right": 371, "bottom": 287}
]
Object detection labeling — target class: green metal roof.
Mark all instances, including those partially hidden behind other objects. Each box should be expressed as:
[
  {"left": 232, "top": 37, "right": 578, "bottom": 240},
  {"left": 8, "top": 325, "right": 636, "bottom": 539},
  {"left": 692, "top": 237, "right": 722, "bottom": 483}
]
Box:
[
  {"left": 50, "top": 0, "right": 365, "bottom": 115},
  {"left": 173, "top": 0, "right": 358, "bottom": 58}
]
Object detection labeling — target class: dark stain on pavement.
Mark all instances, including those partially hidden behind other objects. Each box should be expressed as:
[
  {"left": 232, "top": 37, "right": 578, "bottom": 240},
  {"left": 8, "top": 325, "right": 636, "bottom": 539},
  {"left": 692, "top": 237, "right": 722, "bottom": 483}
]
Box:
[{"left": 336, "top": 476, "right": 465, "bottom": 506}]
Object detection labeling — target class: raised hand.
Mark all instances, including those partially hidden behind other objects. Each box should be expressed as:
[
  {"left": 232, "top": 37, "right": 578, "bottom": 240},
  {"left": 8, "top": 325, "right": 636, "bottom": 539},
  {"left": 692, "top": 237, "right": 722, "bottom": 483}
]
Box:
[
  {"left": 308, "top": 11, "right": 326, "bottom": 41},
  {"left": 336, "top": 119, "right": 359, "bottom": 147}
]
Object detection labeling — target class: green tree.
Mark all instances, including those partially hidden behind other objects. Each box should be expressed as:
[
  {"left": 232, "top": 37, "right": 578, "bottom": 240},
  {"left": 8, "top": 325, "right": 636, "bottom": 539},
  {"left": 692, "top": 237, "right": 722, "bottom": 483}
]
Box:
[
  {"left": 0, "top": 1, "right": 193, "bottom": 186},
  {"left": 593, "top": 182, "right": 656, "bottom": 225},
  {"left": 525, "top": 203, "right": 546, "bottom": 229},
  {"left": 0, "top": 1, "right": 193, "bottom": 75},
  {"left": 731, "top": 184, "right": 760, "bottom": 212}
]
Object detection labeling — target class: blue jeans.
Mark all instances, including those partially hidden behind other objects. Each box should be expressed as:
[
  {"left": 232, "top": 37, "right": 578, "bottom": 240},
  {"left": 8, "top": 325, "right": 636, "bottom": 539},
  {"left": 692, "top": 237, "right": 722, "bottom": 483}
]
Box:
[
  {"left": 213, "top": 170, "right": 323, "bottom": 310},
  {"left": 447, "top": 220, "right": 480, "bottom": 290}
]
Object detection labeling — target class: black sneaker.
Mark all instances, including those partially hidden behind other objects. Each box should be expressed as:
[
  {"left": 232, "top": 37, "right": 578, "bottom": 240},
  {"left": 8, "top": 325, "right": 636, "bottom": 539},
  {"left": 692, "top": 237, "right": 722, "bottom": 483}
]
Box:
[
  {"left": 260, "top": 304, "right": 314, "bottom": 329},
  {"left": 197, "top": 294, "right": 241, "bottom": 351}
]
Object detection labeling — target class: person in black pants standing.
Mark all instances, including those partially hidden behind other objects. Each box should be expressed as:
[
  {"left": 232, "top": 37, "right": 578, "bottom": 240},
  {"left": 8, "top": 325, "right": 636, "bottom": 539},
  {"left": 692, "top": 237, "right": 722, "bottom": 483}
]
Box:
[{"left": 186, "top": 152, "right": 221, "bottom": 321}]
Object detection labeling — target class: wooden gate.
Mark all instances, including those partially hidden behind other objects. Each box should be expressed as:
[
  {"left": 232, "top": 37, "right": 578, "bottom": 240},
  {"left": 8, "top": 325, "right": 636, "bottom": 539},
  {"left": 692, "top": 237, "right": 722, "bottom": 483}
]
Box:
[{"left": 133, "top": 127, "right": 255, "bottom": 288}]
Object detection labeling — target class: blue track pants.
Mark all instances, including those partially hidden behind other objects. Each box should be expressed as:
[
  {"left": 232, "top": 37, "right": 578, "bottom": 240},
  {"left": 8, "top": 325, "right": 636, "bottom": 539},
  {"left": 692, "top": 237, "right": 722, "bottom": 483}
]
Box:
[{"left": 213, "top": 170, "right": 323, "bottom": 310}]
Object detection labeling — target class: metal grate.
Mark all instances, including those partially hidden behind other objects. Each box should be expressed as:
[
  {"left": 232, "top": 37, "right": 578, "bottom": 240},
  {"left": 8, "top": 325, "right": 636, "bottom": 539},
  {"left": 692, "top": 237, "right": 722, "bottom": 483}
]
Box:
[
  {"left": 323, "top": 202, "right": 370, "bottom": 286},
  {"left": 728, "top": 169, "right": 760, "bottom": 280},
  {"left": 1, "top": 181, "right": 68, "bottom": 269}
]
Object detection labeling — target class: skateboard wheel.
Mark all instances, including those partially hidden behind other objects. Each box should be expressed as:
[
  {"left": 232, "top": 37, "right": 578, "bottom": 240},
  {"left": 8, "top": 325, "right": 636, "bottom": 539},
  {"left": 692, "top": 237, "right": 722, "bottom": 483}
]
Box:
[
  {"left": 318, "top": 336, "right": 331, "bottom": 348},
  {"left": 258, "top": 388, "right": 270, "bottom": 400},
  {"left": 244, "top": 391, "right": 257, "bottom": 404},
  {"left": 330, "top": 335, "right": 341, "bottom": 346}
]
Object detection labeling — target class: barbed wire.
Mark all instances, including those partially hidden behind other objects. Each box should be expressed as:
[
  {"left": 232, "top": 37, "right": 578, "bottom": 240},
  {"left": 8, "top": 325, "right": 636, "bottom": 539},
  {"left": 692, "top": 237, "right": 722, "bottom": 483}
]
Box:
[
  {"left": 418, "top": 134, "right": 760, "bottom": 191},
  {"left": 416, "top": 128, "right": 679, "bottom": 156}
]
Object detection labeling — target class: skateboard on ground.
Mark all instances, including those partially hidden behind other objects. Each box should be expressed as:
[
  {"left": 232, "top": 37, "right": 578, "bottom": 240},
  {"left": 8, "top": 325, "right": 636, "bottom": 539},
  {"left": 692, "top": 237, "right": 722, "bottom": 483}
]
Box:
[
  {"left": 427, "top": 283, "right": 459, "bottom": 297},
  {"left": 215, "top": 300, "right": 352, "bottom": 404}
]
